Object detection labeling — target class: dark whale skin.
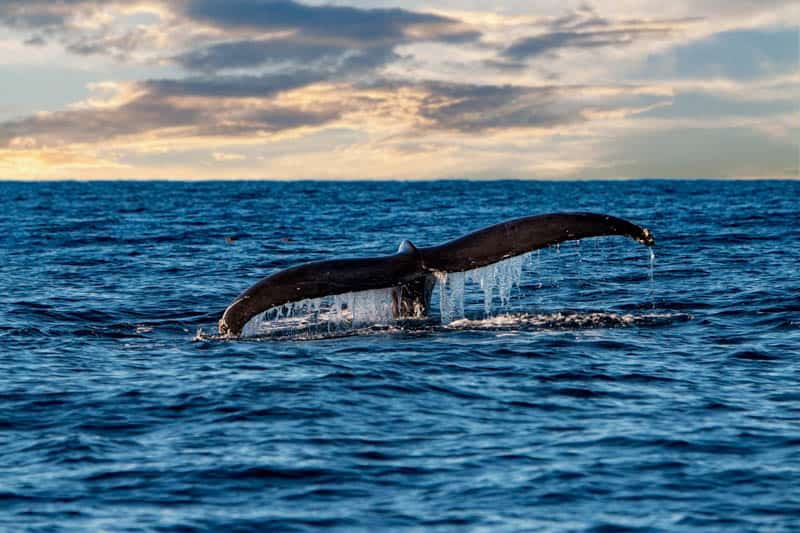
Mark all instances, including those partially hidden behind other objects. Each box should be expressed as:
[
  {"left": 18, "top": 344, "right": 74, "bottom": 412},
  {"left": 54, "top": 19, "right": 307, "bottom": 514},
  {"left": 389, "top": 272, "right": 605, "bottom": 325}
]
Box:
[{"left": 219, "top": 212, "right": 654, "bottom": 336}]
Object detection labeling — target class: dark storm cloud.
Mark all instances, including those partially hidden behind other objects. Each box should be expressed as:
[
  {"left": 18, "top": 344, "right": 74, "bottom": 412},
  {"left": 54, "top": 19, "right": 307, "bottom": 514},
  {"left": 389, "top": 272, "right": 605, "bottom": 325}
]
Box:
[{"left": 182, "top": 0, "right": 479, "bottom": 45}]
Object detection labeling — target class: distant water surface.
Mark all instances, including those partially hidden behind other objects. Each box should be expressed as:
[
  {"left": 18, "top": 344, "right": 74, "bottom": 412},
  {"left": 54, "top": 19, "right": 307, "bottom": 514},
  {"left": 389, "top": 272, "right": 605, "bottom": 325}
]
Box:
[{"left": 1, "top": 180, "right": 798, "bottom": 531}]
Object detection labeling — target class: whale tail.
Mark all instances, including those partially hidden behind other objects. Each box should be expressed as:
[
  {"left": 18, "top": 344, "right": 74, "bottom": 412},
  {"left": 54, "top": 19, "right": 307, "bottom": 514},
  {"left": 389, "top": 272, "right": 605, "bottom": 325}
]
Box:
[{"left": 219, "top": 212, "right": 654, "bottom": 336}]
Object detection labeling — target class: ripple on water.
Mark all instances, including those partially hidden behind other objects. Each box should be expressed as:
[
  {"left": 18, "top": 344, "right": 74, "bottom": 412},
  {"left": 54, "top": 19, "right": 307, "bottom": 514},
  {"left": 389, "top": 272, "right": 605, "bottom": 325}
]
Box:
[{"left": 2, "top": 180, "right": 799, "bottom": 531}]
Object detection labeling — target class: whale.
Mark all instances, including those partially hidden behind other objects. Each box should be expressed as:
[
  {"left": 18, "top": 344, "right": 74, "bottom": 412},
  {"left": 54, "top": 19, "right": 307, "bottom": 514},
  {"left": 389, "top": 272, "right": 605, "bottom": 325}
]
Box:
[{"left": 218, "top": 212, "right": 655, "bottom": 336}]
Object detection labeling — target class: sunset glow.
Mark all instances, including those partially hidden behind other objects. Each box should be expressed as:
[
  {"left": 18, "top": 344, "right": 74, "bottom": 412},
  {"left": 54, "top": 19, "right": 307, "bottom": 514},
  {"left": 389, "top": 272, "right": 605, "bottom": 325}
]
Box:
[{"left": 1, "top": 0, "right": 797, "bottom": 179}]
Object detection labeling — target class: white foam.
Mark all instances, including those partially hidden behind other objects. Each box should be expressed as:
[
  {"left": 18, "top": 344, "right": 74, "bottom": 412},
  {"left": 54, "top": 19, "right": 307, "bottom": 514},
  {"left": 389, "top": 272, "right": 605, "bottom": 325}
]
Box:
[{"left": 446, "top": 311, "right": 685, "bottom": 330}]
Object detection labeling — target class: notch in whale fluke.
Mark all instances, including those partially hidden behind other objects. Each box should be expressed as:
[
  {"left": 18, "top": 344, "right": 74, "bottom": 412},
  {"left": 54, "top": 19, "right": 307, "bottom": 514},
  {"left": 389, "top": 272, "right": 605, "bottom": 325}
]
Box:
[{"left": 218, "top": 212, "right": 654, "bottom": 337}]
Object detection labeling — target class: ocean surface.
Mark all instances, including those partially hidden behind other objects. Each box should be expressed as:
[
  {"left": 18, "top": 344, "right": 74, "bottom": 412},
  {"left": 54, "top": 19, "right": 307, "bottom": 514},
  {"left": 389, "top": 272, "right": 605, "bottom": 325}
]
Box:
[{"left": 1, "top": 180, "right": 798, "bottom": 532}]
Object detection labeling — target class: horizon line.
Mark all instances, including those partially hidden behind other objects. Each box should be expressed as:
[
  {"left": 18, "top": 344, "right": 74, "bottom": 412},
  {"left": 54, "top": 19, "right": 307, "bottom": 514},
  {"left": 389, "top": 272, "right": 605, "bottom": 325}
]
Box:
[{"left": 2, "top": 176, "right": 799, "bottom": 183}]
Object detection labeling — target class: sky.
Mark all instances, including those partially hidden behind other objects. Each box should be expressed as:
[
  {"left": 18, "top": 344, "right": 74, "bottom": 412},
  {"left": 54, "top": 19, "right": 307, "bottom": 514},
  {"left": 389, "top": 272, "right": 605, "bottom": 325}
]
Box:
[{"left": 0, "top": 0, "right": 797, "bottom": 180}]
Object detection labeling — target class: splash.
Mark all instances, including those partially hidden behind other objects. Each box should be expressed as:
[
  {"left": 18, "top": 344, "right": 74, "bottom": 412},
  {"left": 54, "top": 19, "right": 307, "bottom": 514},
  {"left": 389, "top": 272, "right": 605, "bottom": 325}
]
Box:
[
  {"left": 197, "top": 310, "right": 692, "bottom": 342},
  {"left": 446, "top": 311, "right": 689, "bottom": 331},
  {"left": 436, "top": 253, "right": 530, "bottom": 324},
  {"left": 240, "top": 287, "right": 396, "bottom": 338}
]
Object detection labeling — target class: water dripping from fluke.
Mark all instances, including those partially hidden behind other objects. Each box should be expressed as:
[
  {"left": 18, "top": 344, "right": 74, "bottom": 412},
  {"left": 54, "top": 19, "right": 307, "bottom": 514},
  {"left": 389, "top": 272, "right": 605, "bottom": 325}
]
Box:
[
  {"left": 649, "top": 247, "right": 656, "bottom": 309},
  {"left": 436, "top": 252, "right": 530, "bottom": 323},
  {"left": 239, "top": 287, "right": 398, "bottom": 339},
  {"left": 195, "top": 241, "right": 678, "bottom": 342},
  {"left": 213, "top": 213, "right": 660, "bottom": 340}
]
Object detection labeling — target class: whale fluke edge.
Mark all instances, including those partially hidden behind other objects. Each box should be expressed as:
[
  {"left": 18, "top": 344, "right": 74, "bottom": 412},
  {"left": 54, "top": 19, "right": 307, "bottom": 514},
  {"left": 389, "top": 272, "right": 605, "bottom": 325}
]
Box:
[{"left": 218, "top": 212, "right": 655, "bottom": 337}]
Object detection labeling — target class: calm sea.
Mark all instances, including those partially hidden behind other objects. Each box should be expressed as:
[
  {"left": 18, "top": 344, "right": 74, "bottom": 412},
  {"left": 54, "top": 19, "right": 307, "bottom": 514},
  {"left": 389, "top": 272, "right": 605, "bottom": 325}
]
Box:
[{"left": 1, "top": 180, "right": 798, "bottom": 531}]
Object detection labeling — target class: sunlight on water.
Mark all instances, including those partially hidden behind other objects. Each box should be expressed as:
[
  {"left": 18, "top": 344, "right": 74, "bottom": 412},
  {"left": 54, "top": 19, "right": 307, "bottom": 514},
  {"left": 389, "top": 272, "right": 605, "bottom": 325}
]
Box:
[{"left": 7, "top": 181, "right": 800, "bottom": 532}]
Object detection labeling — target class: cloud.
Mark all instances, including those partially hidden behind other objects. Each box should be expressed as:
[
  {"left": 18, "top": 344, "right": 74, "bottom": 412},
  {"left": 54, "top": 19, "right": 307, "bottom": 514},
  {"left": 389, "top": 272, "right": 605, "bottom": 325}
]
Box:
[
  {"left": 416, "top": 82, "right": 578, "bottom": 132},
  {"left": 0, "top": 95, "right": 205, "bottom": 146},
  {"left": 172, "top": 38, "right": 401, "bottom": 78},
  {"left": 197, "top": 106, "right": 341, "bottom": 137},
  {"left": 0, "top": 0, "right": 170, "bottom": 62},
  {"left": 0, "top": 0, "right": 479, "bottom": 70},
  {"left": 212, "top": 151, "right": 245, "bottom": 161},
  {"left": 0, "top": 74, "right": 343, "bottom": 147},
  {"left": 143, "top": 71, "right": 327, "bottom": 98},
  {"left": 174, "top": 39, "right": 350, "bottom": 72},
  {"left": 0, "top": 0, "right": 100, "bottom": 29},
  {"left": 0, "top": 69, "right": 673, "bottom": 156},
  {"left": 406, "top": 81, "right": 671, "bottom": 132},
  {"left": 169, "top": 1, "right": 477, "bottom": 83},
  {"left": 0, "top": 0, "right": 797, "bottom": 179},
  {"left": 504, "top": 27, "right": 671, "bottom": 60},
  {"left": 64, "top": 30, "right": 155, "bottom": 60},
  {"left": 502, "top": 6, "right": 680, "bottom": 60},
  {"left": 181, "top": 0, "right": 479, "bottom": 45}
]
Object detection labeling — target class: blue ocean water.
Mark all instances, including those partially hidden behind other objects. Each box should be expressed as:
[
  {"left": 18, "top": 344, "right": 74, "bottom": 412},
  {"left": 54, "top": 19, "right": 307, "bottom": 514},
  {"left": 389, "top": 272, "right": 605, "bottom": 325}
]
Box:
[{"left": 1, "top": 180, "right": 798, "bottom": 531}]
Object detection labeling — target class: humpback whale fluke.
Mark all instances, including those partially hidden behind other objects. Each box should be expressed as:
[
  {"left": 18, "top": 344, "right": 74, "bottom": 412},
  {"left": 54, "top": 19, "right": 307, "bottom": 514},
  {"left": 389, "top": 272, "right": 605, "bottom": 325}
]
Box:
[{"left": 218, "top": 213, "right": 655, "bottom": 337}]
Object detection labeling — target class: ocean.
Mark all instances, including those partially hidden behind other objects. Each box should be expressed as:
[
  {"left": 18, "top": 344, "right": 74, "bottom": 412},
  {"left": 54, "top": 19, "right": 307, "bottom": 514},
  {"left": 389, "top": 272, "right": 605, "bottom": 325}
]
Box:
[{"left": 1, "top": 180, "right": 798, "bottom": 531}]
